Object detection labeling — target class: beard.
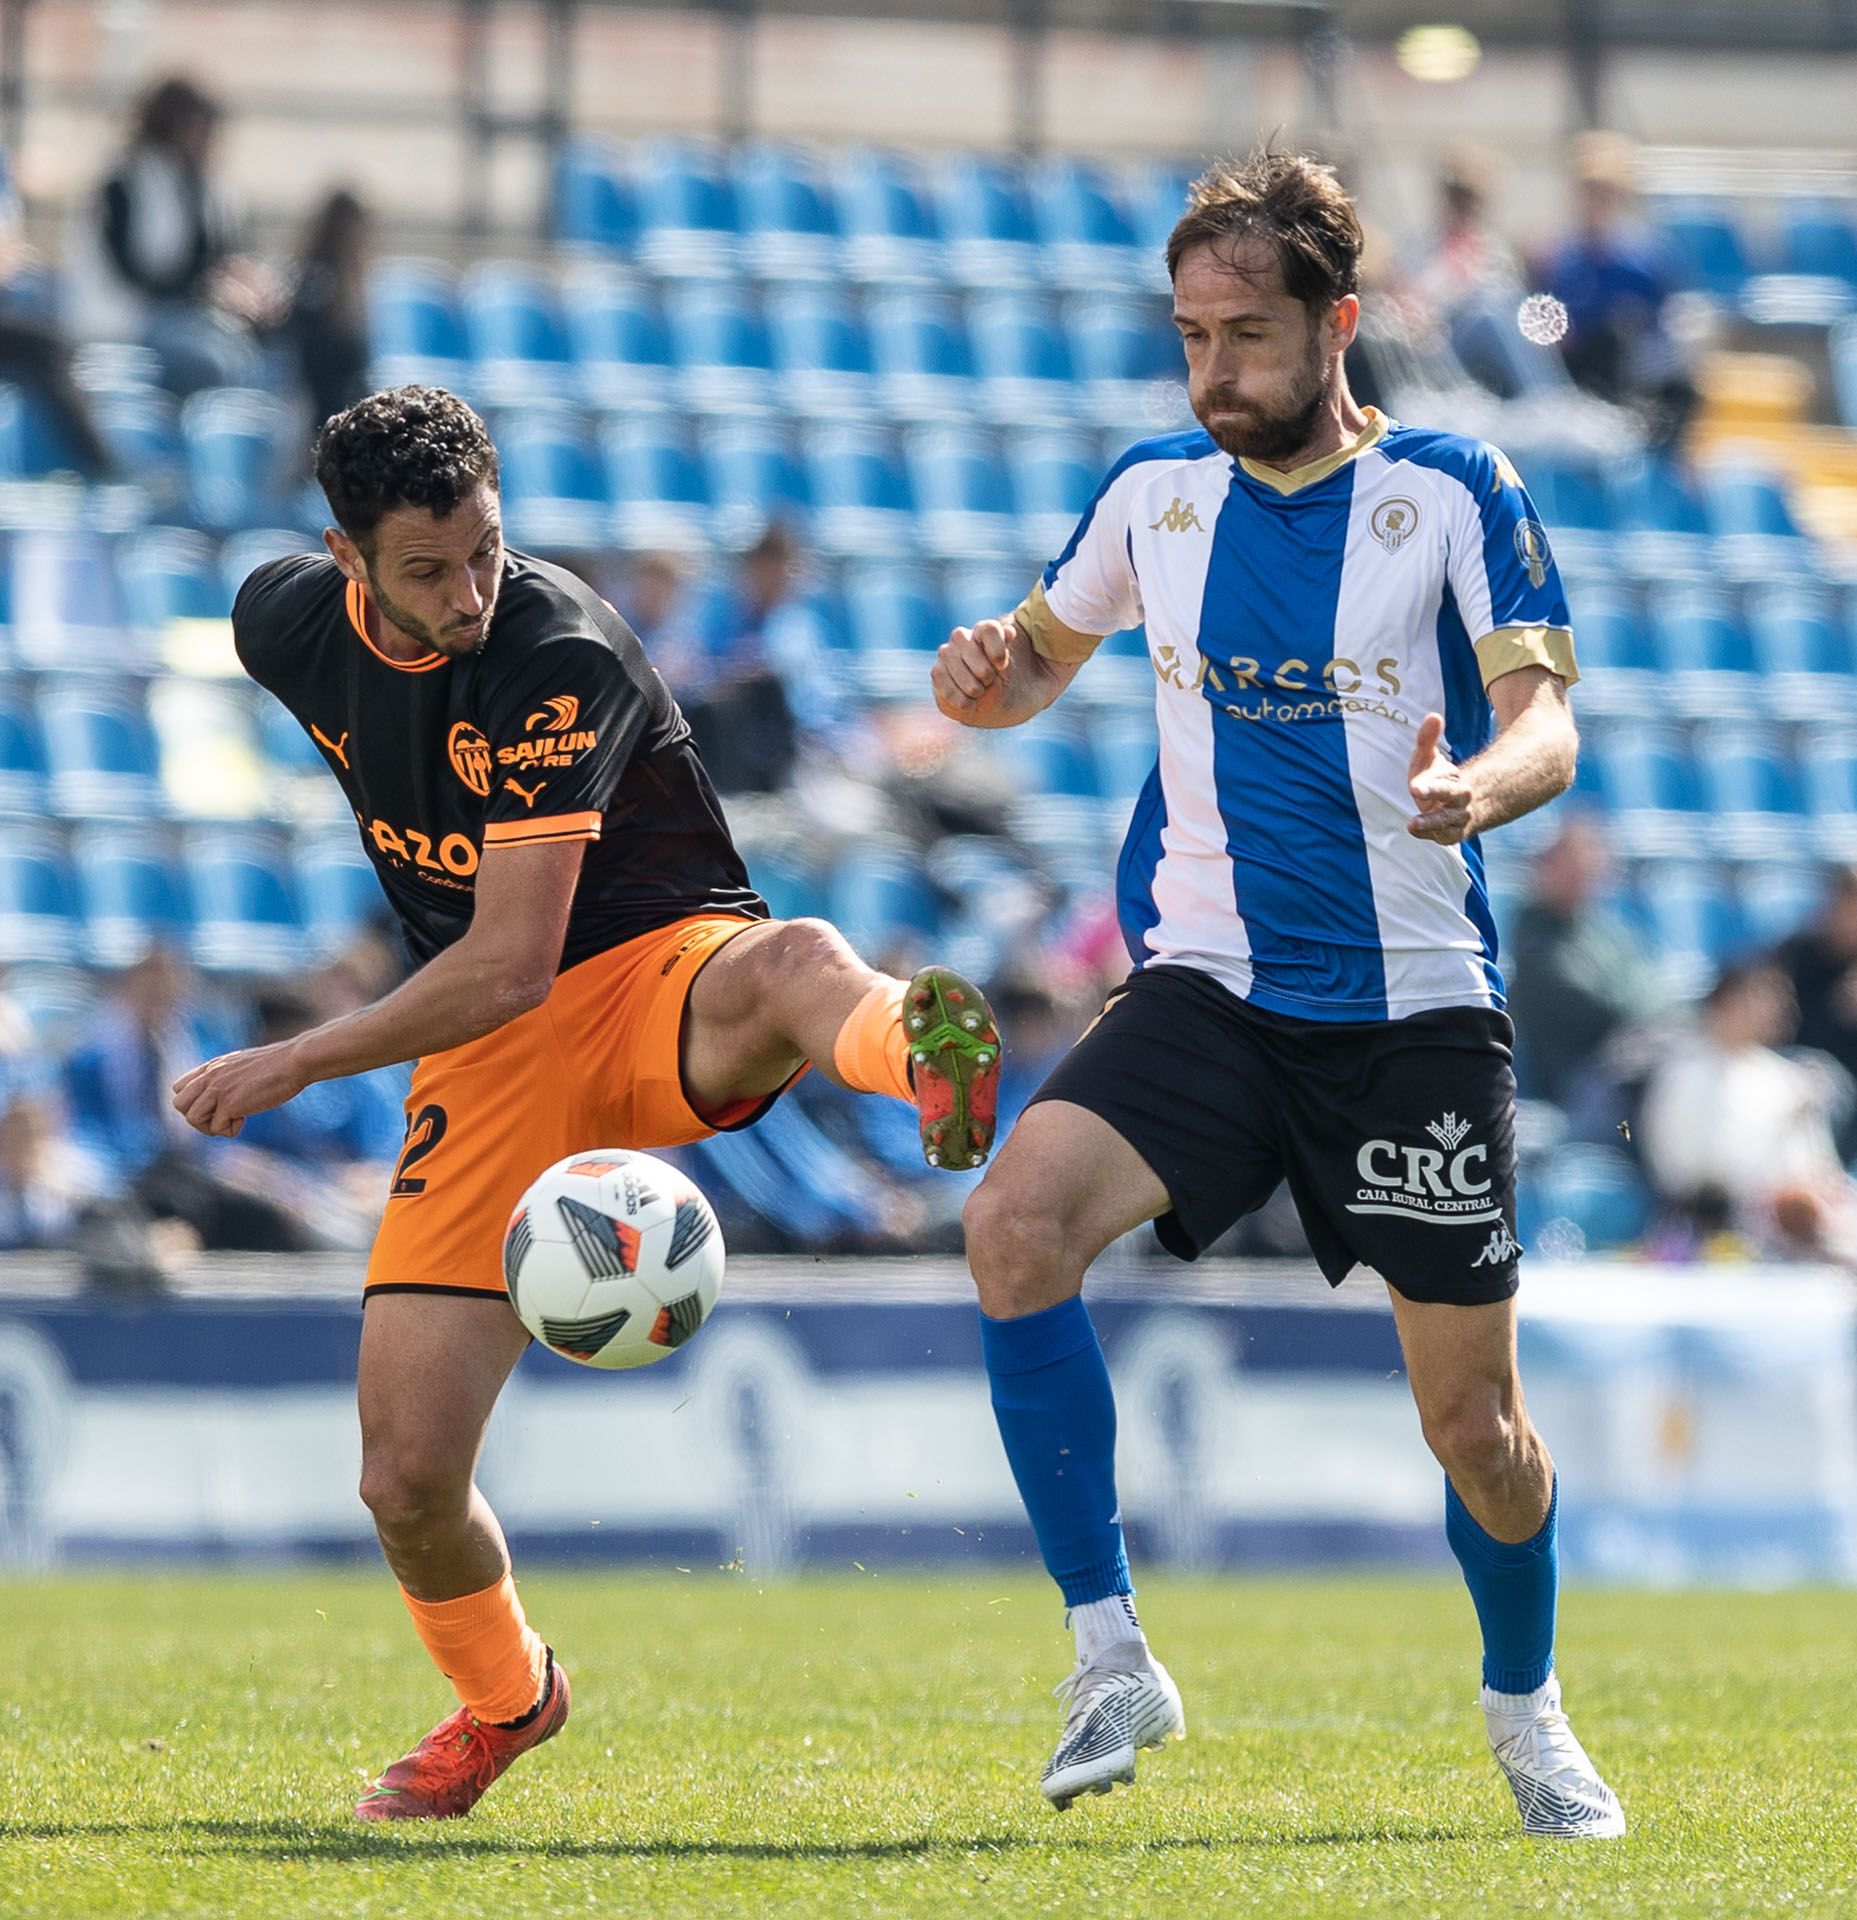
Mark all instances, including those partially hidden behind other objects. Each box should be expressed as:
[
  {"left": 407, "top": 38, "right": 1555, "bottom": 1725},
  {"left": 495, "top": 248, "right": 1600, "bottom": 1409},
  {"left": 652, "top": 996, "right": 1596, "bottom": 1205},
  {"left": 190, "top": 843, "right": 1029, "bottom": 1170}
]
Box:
[
  {"left": 1194, "top": 332, "right": 1334, "bottom": 465},
  {"left": 367, "top": 578, "right": 496, "bottom": 657}
]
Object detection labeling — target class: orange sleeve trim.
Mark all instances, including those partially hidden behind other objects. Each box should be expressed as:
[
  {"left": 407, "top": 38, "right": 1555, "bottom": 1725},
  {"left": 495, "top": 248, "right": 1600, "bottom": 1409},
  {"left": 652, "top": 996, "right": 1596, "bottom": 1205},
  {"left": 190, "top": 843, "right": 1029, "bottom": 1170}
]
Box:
[
  {"left": 346, "top": 581, "right": 450, "bottom": 673},
  {"left": 483, "top": 812, "right": 603, "bottom": 845}
]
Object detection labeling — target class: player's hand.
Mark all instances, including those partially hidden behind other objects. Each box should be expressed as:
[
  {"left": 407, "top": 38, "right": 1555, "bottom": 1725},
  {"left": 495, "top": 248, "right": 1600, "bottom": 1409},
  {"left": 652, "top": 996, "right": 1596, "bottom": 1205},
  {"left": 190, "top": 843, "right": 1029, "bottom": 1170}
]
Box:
[
  {"left": 933, "top": 618, "right": 1017, "bottom": 725},
  {"left": 171, "top": 1043, "right": 308, "bottom": 1138},
  {"left": 1406, "top": 711, "right": 1476, "bottom": 844}
]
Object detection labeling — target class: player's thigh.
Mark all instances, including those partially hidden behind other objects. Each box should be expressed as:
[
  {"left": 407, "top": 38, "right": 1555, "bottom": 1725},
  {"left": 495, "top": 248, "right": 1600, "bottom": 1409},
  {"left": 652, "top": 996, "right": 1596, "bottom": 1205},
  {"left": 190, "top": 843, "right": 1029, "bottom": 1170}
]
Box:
[
  {"left": 1385, "top": 1285, "right": 1525, "bottom": 1444},
  {"left": 357, "top": 1289, "right": 532, "bottom": 1492},
  {"left": 678, "top": 915, "right": 851, "bottom": 1109},
  {"left": 967, "top": 1095, "right": 1171, "bottom": 1291}
]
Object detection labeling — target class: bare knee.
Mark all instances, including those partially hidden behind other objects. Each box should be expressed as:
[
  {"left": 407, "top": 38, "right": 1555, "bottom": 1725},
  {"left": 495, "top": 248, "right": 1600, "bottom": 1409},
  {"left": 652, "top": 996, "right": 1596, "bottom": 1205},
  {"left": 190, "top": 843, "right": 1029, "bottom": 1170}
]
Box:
[
  {"left": 963, "top": 1174, "right": 1083, "bottom": 1318},
  {"left": 767, "top": 917, "right": 859, "bottom": 990},
  {"left": 359, "top": 1442, "right": 474, "bottom": 1537},
  {"left": 1421, "top": 1396, "right": 1534, "bottom": 1490}
]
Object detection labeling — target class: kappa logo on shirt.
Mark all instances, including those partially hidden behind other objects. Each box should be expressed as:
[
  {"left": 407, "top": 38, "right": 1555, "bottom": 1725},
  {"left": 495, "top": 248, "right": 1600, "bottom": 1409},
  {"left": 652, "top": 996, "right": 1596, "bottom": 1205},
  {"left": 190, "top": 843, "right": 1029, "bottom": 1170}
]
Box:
[{"left": 1148, "top": 497, "right": 1206, "bottom": 534}]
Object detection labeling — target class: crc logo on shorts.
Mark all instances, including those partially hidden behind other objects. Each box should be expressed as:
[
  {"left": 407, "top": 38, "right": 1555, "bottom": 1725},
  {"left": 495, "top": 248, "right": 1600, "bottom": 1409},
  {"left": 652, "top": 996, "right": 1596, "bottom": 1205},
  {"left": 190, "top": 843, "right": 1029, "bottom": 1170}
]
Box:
[
  {"left": 1349, "top": 1111, "right": 1502, "bottom": 1226},
  {"left": 1369, "top": 496, "right": 1420, "bottom": 553},
  {"left": 448, "top": 721, "right": 494, "bottom": 797}
]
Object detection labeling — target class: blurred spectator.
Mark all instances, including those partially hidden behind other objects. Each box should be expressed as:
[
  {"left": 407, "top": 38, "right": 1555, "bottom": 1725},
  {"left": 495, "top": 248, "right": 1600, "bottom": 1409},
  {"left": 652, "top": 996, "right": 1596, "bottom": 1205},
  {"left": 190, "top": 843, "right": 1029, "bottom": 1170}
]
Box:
[
  {"left": 1538, "top": 131, "right": 1698, "bottom": 448},
  {"left": 0, "top": 1085, "right": 100, "bottom": 1251},
  {"left": 62, "top": 76, "right": 280, "bottom": 395},
  {"left": 1773, "top": 867, "right": 1857, "bottom": 1143},
  {"left": 1638, "top": 960, "right": 1857, "bottom": 1262},
  {"left": 1504, "top": 816, "right": 1667, "bottom": 1108},
  {"left": 623, "top": 550, "right": 701, "bottom": 681},
  {"left": 61, "top": 946, "right": 313, "bottom": 1252},
  {"left": 0, "top": 146, "right": 118, "bottom": 478},
  {"left": 281, "top": 187, "right": 373, "bottom": 428}
]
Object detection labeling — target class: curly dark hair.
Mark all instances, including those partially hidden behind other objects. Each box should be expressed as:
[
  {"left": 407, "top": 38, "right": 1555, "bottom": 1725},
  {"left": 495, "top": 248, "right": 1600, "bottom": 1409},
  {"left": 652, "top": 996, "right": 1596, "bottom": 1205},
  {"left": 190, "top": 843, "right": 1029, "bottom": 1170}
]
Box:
[
  {"left": 1166, "top": 149, "right": 1363, "bottom": 312},
  {"left": 314, "top": 385, "right": 500, "bottom": 550}
]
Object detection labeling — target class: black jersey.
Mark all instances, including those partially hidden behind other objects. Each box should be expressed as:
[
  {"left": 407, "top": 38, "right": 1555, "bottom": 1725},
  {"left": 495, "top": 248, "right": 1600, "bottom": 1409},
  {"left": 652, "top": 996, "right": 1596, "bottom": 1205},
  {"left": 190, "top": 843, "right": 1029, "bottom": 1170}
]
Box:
[{"left": 233, "top": 549, "right": 765, "bottom": 971}]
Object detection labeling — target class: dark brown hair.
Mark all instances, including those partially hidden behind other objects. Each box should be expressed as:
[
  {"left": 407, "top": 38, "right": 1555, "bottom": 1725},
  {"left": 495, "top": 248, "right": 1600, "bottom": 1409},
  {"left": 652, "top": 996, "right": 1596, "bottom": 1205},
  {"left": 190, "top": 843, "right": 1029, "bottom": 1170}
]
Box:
[
  {"left": 314, "top": 385, "right": 499, "bottom": 550},
  {"left": 1166, "top": 150, "right": 1363, "bottom": 311}
]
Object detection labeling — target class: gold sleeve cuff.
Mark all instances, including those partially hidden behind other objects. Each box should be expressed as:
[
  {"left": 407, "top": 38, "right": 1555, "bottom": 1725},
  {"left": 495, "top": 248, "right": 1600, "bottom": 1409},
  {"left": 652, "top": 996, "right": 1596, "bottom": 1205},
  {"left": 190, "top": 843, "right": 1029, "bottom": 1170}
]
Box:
[
  {"left": 1475, "top": 624, "right": 1579, "bottom": 689},
  {"left": 1012, "top": 580, "right": 1104, "bottom": 665}
]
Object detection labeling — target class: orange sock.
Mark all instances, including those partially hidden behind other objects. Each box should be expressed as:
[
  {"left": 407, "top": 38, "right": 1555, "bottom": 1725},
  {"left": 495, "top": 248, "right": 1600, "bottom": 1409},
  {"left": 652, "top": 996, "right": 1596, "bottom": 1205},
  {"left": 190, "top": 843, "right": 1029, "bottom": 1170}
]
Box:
[
  {"left": 399, "top": 1572, "right": 548, "bottom": 1724},
  {"left": 832, "top": 977, "right": 913, "bottom": 1103}
]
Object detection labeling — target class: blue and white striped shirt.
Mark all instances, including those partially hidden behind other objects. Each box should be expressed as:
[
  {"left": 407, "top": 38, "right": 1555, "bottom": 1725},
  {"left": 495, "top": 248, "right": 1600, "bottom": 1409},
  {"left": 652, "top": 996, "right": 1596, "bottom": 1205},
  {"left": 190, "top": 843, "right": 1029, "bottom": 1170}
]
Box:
[{"left": 1020, "top": 409, "right": 1577, "bottom": 1024}]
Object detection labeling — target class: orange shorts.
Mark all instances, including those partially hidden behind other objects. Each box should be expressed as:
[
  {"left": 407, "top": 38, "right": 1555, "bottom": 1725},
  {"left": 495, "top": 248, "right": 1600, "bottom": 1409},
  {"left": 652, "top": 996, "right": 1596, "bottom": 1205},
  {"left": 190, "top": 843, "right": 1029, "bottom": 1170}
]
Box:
[{"left": 365, "top": 913, "right": 775, "bottom": 1299}]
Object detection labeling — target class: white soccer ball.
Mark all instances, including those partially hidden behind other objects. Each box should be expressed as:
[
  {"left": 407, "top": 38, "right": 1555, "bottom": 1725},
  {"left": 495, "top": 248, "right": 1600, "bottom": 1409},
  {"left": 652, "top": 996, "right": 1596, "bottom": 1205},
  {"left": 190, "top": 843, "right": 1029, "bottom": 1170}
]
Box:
[{"left": 502, "top": 1149, "right": 724, "bottom": 1369}]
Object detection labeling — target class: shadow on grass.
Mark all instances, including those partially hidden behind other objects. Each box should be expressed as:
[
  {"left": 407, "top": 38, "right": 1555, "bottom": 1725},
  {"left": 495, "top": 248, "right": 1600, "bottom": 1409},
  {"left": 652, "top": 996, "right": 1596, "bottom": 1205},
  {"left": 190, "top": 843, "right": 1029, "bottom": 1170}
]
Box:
[{"left": 0, "top": 1816, "right": 1482, "bottom": 1861}]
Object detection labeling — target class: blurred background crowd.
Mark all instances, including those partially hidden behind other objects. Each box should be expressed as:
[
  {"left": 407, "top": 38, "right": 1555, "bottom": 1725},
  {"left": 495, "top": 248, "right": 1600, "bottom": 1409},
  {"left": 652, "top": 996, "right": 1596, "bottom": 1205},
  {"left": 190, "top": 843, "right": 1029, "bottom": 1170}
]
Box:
[{"left": 0, "top": 2, "right": 1851, "bottom": 1280}]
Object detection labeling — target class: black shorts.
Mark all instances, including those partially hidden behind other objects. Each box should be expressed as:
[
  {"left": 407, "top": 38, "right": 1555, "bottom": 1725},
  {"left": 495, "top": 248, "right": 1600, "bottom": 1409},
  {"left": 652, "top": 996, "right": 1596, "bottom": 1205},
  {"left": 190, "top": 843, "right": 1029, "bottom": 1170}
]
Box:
[{"left": 1030, "top": 963, "right": 1521, "bottom": 1306}]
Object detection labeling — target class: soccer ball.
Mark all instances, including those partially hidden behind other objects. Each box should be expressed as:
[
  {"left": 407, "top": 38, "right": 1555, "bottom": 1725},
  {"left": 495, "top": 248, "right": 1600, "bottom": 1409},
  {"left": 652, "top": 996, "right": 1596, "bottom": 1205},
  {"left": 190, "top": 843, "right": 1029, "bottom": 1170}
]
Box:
[{"left": 503, "top": 1150, "right": 724, "bottom": 1369}]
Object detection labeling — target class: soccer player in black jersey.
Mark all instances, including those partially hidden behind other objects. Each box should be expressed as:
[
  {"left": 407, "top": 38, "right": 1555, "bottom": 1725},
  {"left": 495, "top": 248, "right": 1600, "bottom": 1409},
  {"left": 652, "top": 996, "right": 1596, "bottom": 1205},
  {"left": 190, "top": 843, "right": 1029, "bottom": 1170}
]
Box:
[{"left": 170, "top": 386, "right": 1000, "bottom": 1821}]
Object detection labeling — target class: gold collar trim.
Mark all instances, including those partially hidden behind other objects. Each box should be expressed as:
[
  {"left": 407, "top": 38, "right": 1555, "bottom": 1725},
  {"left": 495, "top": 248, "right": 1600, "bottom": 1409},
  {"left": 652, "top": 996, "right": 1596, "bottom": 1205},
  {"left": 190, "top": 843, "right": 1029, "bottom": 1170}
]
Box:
[{"left": 1238, "top": 408, "right": 1389, "bottom": 496}]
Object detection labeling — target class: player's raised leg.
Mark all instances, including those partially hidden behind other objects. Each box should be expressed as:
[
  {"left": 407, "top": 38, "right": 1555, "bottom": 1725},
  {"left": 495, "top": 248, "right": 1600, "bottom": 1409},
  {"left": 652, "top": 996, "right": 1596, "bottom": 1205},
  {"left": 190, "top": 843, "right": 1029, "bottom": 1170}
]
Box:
[
  {"left": 679, "top": 915, "right": 1000, "bottom": 1172},
  {"left": 352, "top": 1293, "right": 569, "bottom": 1821},
  {"left": 1390, "top": 1289, "right": 1625, "bottom": 1839},
  {"left": 961, "top": 1099, "right": 1186, "bottom": 1809}
]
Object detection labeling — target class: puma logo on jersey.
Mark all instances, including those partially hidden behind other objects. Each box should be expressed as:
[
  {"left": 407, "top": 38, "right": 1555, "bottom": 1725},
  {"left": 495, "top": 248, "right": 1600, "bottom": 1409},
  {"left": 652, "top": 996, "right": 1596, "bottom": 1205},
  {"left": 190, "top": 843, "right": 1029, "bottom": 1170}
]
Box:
[
  {"left": 1149, "top": 498, "right": 1205, "bottom": 534},
  {"left": 525, "top": 695, "right": 580, "bottom": 733},
  {"left": 310, "top": 724, "right": 350, "bottom": 769},
  {"left": 504, "top": 776, "right": 547, "bottom": 808}
]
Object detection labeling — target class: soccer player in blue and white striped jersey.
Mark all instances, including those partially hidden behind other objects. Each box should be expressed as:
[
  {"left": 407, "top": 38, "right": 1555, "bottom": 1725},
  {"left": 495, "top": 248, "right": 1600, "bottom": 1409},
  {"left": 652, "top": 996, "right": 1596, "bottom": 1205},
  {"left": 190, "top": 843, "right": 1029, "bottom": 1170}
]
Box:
[{"left": 937, "top": 151, "right": 1624, "bottom": 1839}]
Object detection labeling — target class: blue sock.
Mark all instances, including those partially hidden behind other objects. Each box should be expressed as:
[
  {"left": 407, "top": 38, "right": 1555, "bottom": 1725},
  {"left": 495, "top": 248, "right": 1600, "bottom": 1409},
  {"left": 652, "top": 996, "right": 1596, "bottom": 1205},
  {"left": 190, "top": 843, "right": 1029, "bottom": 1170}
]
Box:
[
  {"left": 1445, "top": 1473, "right": 1559, "bottom": 1695},
  {"left": 979, "top": 1298, "right": 1130, "bottom": 1606}
]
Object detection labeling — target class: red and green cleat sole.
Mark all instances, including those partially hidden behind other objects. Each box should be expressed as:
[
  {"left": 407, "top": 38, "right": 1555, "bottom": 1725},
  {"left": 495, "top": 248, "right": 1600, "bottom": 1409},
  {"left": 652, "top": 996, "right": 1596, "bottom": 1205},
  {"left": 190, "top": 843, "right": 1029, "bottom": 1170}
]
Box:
[{"left": 904, "top": 966, "right": 1001, "bottom": 1173}]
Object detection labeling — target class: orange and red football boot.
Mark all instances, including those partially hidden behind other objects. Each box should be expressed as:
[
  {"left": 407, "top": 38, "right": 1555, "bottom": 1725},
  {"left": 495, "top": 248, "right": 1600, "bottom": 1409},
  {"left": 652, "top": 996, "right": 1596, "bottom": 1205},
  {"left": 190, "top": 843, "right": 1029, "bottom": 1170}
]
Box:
[{"left": 904, "top": 966, "right": 1001, "bottom": 1173}]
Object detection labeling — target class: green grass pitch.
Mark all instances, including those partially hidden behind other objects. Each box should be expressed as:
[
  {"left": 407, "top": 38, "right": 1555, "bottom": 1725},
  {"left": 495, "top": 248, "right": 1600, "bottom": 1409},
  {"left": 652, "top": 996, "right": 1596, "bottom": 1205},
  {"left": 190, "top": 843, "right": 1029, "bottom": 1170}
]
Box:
[{"left": 2, "top": 1571, "right": 1852, "bottom": 1917}]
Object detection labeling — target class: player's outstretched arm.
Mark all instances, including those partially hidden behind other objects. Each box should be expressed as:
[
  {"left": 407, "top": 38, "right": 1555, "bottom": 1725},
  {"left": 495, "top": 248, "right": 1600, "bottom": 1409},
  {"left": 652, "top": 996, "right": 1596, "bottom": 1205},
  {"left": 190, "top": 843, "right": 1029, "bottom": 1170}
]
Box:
[
  {"left": 170, "top": 840, "right": 585, "bottom": 1137},
  {"left": 1406, "top": 666, "right": 1577, "bottom": 846},
  {"left": 933, "top": 616, "right": 1081, "bottom": 730}
]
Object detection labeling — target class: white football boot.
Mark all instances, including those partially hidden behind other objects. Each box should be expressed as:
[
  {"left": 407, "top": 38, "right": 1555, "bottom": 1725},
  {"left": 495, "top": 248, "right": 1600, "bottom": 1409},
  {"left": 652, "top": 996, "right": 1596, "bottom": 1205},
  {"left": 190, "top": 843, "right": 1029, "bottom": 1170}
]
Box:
[
  {"left": 1483, "top": 1674, "right": 1627, "bottom": 1839},
  {"left": 1040, "top": 1639, "right": 1186, "bottom": 1810}
]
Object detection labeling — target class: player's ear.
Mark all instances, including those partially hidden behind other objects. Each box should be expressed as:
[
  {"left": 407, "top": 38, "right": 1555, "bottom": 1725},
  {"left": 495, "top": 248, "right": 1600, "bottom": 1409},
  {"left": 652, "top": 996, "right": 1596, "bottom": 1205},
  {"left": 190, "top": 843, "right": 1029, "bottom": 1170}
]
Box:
[
  {"left": 324, "top": 525, "right": 366, "bottom": 584},
  {"left": 1326, "top": 293, "right": 1360, "bottom": 357}
]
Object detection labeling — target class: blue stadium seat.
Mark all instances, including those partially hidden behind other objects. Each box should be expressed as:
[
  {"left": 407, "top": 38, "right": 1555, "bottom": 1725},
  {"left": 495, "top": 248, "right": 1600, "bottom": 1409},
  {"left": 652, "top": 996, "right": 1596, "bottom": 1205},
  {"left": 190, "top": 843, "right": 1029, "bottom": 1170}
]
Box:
[
  {"left": 0, "top": 683, "right": 46, "bottom": 814},
  {"left": 256, "top": 694, "right": 326, "bottom": 776},
  {"left": 1746, "top": 585, "right": 1851, "bottom": 721},
  {"left": 1068, "top": 298, "right": 1183, "bottom": 431},
  {"left": 1031, "top": 158, "right": 1150, "bottom": 293},
  {"left": 1634, "top": 862, "right": 1744, "bottom": 993},
  {"left": 1609, "top": 455, "right": 1712, "bottom": 577},
  {"left": 1584, "top": 722, "right": 1706, "bottom": 856},
  {"left": 1129, "top": 162, "right": 1197, "bottom": 255},
  {"left": 554, "top": 141, "right": 640, "bottom": 252},
  {"left": 906, "top": 427, "right": 1018, "bottom": 560},
  {"left": 497, "top": 409, "right": 610, "bottom": 551},
  {"left": 119, "top": 528, "right": 231, "bottom": 630},
  {"left": 663, "top": 284, "right": 776, "bottom": 417},
  {"left": 1533, "top": 1143, "right": 1650, "bottom": 1254},
  {"left": 635, "top": 137, "right": 742, "bottom": 280},
  {"left": 1701, "top": 461, "right": 1809, "bottom": 578},
  {"left": 1655, "top": 198, "right": 1752, "bottom": 298},
  {"left": 1009, "top": 432, "right": 1101, "bottom": 560},
  {"left": 563, "top": 268, "right": 676, "bottom": 412},
  {"left": 9, "top": 530, "right": 139, "bottom": 671},
  {"left": 1741, "top": 861, "right": 1826, "bottom": 948},
  {"left": 741, "top": 843, "right": 825, "bottom": 924},
  {"left": 826, "top": 840, "right": 940, "bottom": 957},
  {"left": 461, "top": 263, "right": 574, "bottom": 405},
  {"left": 702, "top": 420, "right": 812, "bottom": 547},
  {"left": 1562, "top": 583, "right": 1656, "bottom": 717},
  {"left": 766, "top": 285, "right": 877, "bottom": 420},
  {"left": 1646, "top": 587, "right": 1757, "bottom": 717},
  {"left": 842, "top": 564, "right": 944, "bottom": 698},
  {"left": 936, "top": 153, "right": 1042, "bottom": 289},
  {"left": 92, "top": 386, "right": 182, "bottom": 491},
  {"left": 1777, "top": 201, "right": 1857, "bottom": 288},
  {"left": 1833, "top": 316, "right": 1857, "bottom": 429},
  {"left": 801, "top": 426, "right": 915, "bottom": 559},
  {"left": 0, "top": 829, "right": 79, "bottom": 964},
  {"left": 1799, "top": 727, "right": 1857, "bottom": 859},
  {"left": 865, "top": 290, "right": 977, "bottom": 422},
  {"left": 1693, "top": 722, "right": 1807, "bottom": 858},
  {"left": 370, "top": 260, "right": 471, "bottom": 392},
  {"left": 182, "top": 388, "right": 290, "bottom": 534},
  {"left": 735, "top": 142, "right": 843, "bottom": 281},
  {"left": 1092, "top": 707, "right": 1159, "bottom": 804},
  {"left": 1522, "top": 455, "right": 1610, "bottom": 534},
  {"left": 297, "top": 839, "right": 385, "bottom": 955},
  {"left": 183, "top": 829, "right": 305, "bottom": 973},
  {"left": 71, "top": 828, "right": 188, "bottom": 968},
  {"left": 600, "top": 417, "right": 710, "bottom": 551},
  {"left": 833, "top": 149, "right": 947, "bottom": 286},
  {"left": 38, "top": 678, "right": 164, "bottom": 819},
  {"left": 987, "top": 721, "right": 1099, "bottom": 799},
  {"left": 969, "top": 293, "right": 1083, "bottom": 426}
]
